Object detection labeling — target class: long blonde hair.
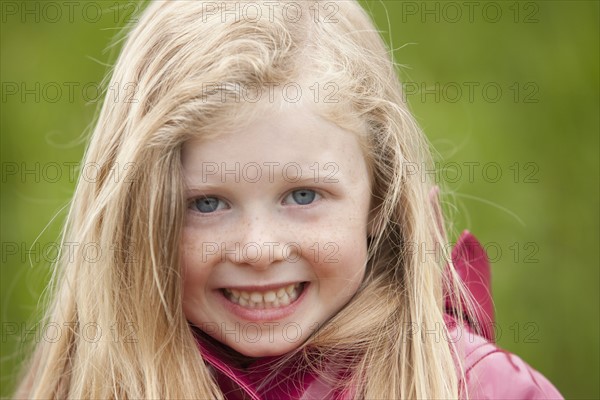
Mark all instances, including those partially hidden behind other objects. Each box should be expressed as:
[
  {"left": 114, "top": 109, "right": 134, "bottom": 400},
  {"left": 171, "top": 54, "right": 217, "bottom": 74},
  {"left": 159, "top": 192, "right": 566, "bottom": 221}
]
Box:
[{"left": 16, "top": 1, "right": 470, "bottom": 398}]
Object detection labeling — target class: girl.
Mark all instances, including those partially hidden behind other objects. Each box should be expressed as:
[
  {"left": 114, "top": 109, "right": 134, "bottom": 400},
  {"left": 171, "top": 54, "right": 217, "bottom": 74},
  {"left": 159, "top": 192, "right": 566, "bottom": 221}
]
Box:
[{"left": 15, "top": 1, "right": 563, "bottom": 398}]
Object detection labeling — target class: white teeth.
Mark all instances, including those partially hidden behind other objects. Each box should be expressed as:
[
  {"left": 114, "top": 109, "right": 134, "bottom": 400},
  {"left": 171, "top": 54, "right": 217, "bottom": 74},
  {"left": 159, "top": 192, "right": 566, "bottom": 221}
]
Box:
[
  {"left": 250, "top": 292, "right": 263, "bottom": 303},
  {"left": 279, "top": 293, "right": 290, "bottom": 306},
  {"left": 224, "top": 283, "right": 303, "bottom": 309},
  {"left": 290, "top": 289, "right": 298, "bottom": 301},
  {"left": 264, "top": 291, "right": 277, "bottom": 302}
]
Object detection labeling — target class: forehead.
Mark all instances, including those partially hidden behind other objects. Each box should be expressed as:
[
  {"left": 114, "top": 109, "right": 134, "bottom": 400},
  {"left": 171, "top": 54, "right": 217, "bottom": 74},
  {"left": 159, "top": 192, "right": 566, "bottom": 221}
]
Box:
[{"left": 181, "top": 103, "right": 369, "bottom": 185}]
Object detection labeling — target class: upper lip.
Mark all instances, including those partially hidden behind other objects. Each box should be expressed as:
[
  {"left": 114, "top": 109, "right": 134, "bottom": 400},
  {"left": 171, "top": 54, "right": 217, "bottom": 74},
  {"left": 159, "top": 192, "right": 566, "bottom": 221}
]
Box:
[{"left": 218, "top": 281, "right": 305, "bottom": 291}]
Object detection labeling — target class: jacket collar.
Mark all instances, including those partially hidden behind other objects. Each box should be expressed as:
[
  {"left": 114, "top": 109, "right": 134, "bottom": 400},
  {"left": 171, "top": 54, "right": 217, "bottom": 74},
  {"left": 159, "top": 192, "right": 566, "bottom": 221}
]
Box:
[{"left": 193, "top": 329, "right": 323, "bottom": 400}]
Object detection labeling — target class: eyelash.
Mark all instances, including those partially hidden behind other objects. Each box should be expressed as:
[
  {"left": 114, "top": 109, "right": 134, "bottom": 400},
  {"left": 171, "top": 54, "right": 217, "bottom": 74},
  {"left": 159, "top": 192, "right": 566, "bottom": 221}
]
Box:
[{"left": 188, "top": 189, "right": 323, "bottom": 214}]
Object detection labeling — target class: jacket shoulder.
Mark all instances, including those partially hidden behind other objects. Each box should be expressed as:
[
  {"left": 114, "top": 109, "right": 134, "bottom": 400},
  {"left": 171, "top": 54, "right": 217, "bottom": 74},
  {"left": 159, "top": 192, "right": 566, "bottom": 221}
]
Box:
[{"left": 444, "top": 316, "right": 563, "bottom": 400}]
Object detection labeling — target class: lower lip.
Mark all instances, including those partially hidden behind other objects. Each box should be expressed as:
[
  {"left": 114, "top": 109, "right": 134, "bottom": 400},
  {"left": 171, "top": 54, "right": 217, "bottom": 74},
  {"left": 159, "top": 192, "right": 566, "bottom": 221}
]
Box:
[{"left": 217, "top": 283, "right": 310, "bottom": 322}]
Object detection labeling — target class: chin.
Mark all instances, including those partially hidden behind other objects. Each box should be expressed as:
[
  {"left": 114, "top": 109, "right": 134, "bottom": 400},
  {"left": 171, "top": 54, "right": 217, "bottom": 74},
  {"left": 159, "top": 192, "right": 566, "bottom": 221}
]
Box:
[{"left": 232, "top": 340, "right": 301, "bottom": 358}]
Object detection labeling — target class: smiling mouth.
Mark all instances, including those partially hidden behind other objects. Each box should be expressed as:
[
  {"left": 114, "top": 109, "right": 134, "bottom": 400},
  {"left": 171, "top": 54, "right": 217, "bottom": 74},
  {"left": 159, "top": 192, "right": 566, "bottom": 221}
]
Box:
[{"left": 222, "top": 282, "right": 306, "bottom": 309}]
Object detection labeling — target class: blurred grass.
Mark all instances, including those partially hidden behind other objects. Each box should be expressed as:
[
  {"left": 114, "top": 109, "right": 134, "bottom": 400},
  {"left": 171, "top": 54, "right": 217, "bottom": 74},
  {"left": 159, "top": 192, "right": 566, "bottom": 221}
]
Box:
[{"left": 1, "top": 1, "right": 598, "bottom": 398}]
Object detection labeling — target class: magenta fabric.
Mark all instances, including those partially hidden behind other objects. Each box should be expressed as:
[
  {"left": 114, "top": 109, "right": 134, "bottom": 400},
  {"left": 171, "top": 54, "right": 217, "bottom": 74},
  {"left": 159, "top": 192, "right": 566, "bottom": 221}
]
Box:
[
  {"left": 444, "top": 229, "right": 496, "bottom": 342},
  {"left": 445, "top": 314, "right": 563, "bottom": 399},
  {"left": 194, "top": 315, "right": 563, "bottom": 399}
]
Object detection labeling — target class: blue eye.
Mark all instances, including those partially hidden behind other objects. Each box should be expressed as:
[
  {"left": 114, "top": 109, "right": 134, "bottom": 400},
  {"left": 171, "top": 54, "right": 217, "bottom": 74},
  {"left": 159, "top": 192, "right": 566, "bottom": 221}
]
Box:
[
  {"left": 192, "top": 197, "right": 226, "bottom": 213},
  {"left": 284, "top": 189, "right": 319, "bottom": 205}
]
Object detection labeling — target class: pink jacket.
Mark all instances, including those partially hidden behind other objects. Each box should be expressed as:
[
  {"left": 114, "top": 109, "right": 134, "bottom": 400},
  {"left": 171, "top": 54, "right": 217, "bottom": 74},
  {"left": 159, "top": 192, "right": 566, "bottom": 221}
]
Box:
[
  {"left": 193, "top": 230, "right": 564, "bottom": 399},
  {"left": 194, "top": 315, "right": 563, "bottom": 399}
]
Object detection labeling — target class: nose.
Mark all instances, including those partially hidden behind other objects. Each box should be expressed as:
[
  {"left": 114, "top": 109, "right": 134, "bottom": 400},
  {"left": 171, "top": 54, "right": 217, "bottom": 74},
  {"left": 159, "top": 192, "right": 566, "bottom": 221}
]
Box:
[{"left": 226, "top": 213, "right": 286, "bottom": 270}]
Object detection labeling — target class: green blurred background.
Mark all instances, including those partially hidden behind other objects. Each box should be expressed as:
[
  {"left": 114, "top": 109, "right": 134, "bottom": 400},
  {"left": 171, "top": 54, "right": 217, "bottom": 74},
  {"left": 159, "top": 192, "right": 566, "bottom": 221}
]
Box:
[{"left": 1, "top": 1, "right": 598, "bottom": 398}]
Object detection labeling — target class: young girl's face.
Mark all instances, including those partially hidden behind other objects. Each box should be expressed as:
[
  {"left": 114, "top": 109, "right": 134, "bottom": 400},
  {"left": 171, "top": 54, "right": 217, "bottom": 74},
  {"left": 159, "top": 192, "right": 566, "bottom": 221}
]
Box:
[{"left": 180, "top": 102, "right": 372, "bottom": 357}]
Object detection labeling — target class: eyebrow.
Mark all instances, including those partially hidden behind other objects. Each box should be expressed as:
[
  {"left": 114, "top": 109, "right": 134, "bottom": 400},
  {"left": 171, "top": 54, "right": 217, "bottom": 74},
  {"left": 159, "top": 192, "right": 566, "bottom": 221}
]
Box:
[
  {"left": 283, "top": 172, "right": 341, "bottom": 185},
  {"left": 183, "top": 164, "right": 343, "bottom": 185}
]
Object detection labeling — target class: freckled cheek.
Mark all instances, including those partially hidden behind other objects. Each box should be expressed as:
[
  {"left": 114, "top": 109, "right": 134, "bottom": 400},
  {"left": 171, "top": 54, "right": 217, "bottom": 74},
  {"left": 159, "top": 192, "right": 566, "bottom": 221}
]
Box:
[
  {"left": 306, "top": 233, "right": 368, "bottom": 281},
  {"left": 312, "top": 241, "right": 366, "bottom": 306},
  {"left": 180, "top": 231, "right": 218, "bottom": 291}
]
